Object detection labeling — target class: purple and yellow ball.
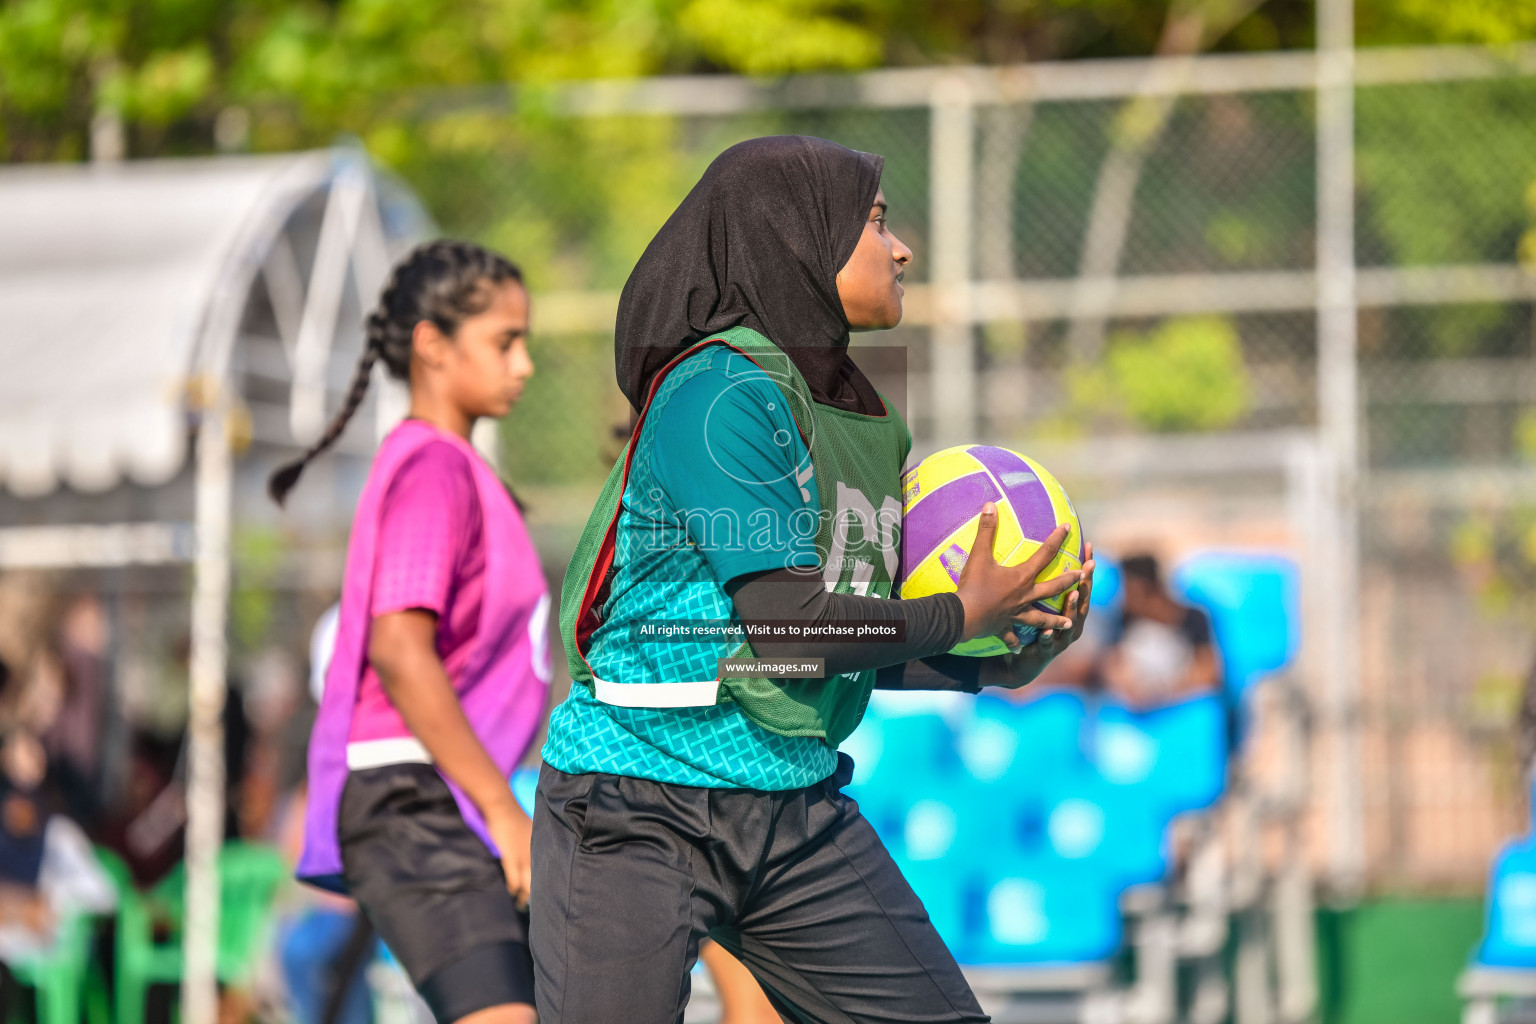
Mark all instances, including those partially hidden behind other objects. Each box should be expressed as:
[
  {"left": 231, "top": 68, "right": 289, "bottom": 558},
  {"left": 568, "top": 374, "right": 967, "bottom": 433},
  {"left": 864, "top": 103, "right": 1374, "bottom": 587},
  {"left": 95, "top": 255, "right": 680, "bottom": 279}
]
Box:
[{"left": 899, "top": 445, "right": 1084, "bottom": 655}]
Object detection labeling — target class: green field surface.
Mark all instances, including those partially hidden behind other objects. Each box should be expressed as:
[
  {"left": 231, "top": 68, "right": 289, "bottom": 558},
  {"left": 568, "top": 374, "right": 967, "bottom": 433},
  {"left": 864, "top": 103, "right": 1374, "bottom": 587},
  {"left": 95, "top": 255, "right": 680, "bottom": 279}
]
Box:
[{"left": 1317, "top": 898, "right": 1485, "bottom": 1024}]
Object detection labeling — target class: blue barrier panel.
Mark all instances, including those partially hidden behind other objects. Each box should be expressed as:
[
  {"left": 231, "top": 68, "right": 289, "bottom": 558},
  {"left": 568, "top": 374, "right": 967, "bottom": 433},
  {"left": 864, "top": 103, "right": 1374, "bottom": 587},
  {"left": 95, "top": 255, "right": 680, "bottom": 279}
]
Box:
[{"left": 1475, "top": 836, "right": 1536, "bottom": 968}]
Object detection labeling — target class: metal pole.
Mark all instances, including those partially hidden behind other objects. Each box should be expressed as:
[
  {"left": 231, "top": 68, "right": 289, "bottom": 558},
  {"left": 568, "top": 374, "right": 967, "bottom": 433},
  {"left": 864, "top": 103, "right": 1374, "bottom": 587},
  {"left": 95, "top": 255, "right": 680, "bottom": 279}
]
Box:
[
  {"left": 929, "top": 73, "right": 976, "bottom": 447},
  {"left": 1316, "top": 0, "right": 1363, "bottom": 896},
  {"left": 182, "top": 387, "right": 232, "bottom": 1024},
  {"left": 291, "top": 164, "right": 369, "bottom": 443}
]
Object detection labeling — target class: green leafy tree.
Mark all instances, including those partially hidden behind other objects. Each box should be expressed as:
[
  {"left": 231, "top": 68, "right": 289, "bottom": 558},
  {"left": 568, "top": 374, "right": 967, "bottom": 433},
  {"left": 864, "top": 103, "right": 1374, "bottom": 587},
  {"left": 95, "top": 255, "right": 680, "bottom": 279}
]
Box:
[
  {"left": 0, "top": 0, "right": 1338, "bottom": 165},
  {"left": 678, "top": 0, "right": 881, "bottom": 73},
  {"left": 1358, "top": 0, "right": 1536, "bottom": 46},
  {"left": 6, "top": 0, "right": 1535, "bottom": 485},
  {"left": 1069, "top": 315, "right": 1253, "bottom": 432},
  {"left": 230, "top": 526, "right": 285, "bottom": 655}
]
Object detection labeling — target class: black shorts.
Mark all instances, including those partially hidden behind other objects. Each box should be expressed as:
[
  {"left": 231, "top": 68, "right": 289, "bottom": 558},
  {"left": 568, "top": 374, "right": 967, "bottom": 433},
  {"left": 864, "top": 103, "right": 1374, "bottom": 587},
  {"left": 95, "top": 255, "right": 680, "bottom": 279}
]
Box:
[
  {"left": 531, "top": 753, "right": 988, "bottom": 1024},
  {"left": 339, "top": 762, "right": 534, "bottom": 1021}
]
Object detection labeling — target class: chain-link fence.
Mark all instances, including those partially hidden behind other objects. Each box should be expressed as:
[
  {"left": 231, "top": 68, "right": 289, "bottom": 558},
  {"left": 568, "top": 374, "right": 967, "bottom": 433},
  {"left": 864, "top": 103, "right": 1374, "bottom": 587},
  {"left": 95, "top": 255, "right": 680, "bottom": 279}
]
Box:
[{"left": 384, "top": 44, "right": 1536, "bottom": 891}]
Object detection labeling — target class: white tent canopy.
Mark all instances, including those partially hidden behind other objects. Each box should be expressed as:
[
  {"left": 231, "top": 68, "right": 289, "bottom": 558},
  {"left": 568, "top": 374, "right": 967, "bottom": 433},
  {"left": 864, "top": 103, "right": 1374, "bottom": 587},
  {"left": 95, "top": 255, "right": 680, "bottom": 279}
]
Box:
[
  {"left": 0, "top": 149, "right": 408, "bottom": 499},
  {"left": 0, "top": 147, "right": 429, "bottom": 1024}
]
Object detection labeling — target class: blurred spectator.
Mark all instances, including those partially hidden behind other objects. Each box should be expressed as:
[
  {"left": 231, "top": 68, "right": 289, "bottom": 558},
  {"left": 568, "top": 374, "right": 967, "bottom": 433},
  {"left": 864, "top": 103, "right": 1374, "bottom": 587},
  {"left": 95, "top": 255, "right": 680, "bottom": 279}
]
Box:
[
  {"left": 99, "top": 732, "right": 185, "bottom": 887},
  {"left": 1024, "top": 600, "right": 1112, "bottom": 694},
  {"left": 40, "top": 596, "right": 110, "bottom": 832},
  {"left": 1097, "top": 554, "right": 1222, "bottom": 709},
  {"left": 0, "top": 725, "right": 114, "bottom": 1024},
  {"left": 98, "top": 633, "right": 251, "bottom": 888},
  {"left": 0, "top": 730, "right": 114, "bottom": 949}
]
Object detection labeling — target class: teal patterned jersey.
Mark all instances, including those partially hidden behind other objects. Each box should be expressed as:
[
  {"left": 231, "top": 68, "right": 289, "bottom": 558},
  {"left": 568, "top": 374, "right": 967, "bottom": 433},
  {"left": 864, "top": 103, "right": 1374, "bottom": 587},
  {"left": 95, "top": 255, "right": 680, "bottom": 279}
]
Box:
[{"left": 541, "top": 346, "right": 839, "bottom": 789}]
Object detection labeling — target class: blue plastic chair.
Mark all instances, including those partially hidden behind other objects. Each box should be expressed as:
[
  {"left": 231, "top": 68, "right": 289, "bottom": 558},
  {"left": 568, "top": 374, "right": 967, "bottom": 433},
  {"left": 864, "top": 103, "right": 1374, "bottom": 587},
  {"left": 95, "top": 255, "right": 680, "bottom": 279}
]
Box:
[
  {"left": 1474, "top": 836, "right": 1536, "bottom": 967},
  {"left": 1173, "top": 551, "right": 1301, "bottom": 704},
  {"left": 967, "top": 690, "right": 1090, "bottom": 785},
  {"left": 866, "top": 708, "right": 961, "bottom": 782},
  {"left": 850, "top": 680, "right": 1204, "bottom": 972},
  {"left": 893, "top": 788, "right": 1068, "bottom": 966},
  {"left": 942, "top": 742, "right": 1164, "bottom": 962},
  {"left": 844, "top": 708, "right": 962, "bottom": 843},
  {"left": 1090, "top": 557, "right": 1122, "bottom": 609},
  {"left": 969, "top": 855, "right": 1125, "bottom": 965},
  {"left": 897, "top": 855, "right": 976, "bottom": 960},
  {"left": 511, "top": 766, "right": 539, "bottom": 816},
  {"left": 1061, "top": 780, "right": 1168, "bottom": 889},
  {"left": 1087, "top": 695, "right": 1228, "bottom": 822}
]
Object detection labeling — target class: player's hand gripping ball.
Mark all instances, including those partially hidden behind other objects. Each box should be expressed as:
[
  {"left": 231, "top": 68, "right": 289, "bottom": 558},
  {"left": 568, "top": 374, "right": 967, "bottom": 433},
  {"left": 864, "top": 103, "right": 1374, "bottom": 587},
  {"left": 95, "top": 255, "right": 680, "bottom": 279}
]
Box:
[{"left": 899, "top": 445, "right": 1084, "bottom": 655}]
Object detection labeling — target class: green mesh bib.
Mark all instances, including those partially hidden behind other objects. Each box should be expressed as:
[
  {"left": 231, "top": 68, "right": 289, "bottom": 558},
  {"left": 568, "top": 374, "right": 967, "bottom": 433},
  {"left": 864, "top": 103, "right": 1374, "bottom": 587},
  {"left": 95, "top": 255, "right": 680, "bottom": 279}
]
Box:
[{"left": 561, "top": 326, "right": 911, "bottom": 746}]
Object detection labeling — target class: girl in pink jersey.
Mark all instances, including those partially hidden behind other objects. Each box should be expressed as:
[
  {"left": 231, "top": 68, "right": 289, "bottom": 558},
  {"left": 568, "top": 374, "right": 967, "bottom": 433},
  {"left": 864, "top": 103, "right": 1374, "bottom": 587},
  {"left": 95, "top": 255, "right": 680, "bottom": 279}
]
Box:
[{"left": 270, "top": 240, "right": 551, "bottom": 1024}]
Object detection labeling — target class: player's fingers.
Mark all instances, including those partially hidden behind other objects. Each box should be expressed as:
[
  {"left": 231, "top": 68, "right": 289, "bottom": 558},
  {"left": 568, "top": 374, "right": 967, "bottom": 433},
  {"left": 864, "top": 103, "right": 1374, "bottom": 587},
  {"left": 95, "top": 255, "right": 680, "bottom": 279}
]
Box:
[
  {"left": 1014, "top": 607, "right": 1072, "bottom": 632},
  {"left": 1058, "top": 592, "right": 1082, "bottom": 641},
  {"left": 1042, "top": 617, "right": 1078, "bottom": 651},
  {"left": 1071, "top": 575, "right": 1094, "bottom": 640},
  {"left": 1029, "top": 569, "right": 1083, "bottom": 602},
  {"left": 1000, "top": 628, "right": 1023, "bottom": 654},
  {"left": 504, "top": 859, "right": 528, "bottom": 898},
  {"left": 1019, "top": 523, "right": 1069, "bottom": 576},
  {"left": 974, "top": 502, "right": 1001, "bottom": 563}
]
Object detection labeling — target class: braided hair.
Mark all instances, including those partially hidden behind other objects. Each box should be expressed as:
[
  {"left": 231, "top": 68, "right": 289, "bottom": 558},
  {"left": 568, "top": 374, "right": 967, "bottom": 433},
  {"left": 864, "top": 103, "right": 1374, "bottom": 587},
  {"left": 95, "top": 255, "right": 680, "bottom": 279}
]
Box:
[{"left": 267, "top": 239, "right": 523, "bottom": 506}]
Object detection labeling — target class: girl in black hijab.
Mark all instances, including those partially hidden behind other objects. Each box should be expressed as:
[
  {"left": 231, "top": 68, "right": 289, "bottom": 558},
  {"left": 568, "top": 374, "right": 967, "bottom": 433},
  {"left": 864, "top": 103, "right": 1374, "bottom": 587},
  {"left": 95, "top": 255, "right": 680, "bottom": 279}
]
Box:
[
  {"left": 615, "top": 134, "right": 887, "bottom": 415},
  {"left": 534, "top": 136, "right": 1094, "bottom": 1023}
]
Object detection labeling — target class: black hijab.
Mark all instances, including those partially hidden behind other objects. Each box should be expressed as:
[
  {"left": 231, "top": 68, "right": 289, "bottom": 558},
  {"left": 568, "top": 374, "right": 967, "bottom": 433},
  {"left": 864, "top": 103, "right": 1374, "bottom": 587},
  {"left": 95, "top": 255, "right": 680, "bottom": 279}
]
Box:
[{"left": 614, "top": 135, "right": 887, "bottom": 415}]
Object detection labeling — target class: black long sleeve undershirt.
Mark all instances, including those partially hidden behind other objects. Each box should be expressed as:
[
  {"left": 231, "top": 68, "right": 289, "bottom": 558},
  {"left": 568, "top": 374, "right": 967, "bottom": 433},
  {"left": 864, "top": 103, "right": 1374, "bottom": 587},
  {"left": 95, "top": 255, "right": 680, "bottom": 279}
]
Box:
[
  {"left": 724, "top": 567, "right": 998, "bottom": 692},
  {"left": 874, "top": 651, "right": 988, "bottom": 693}
]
